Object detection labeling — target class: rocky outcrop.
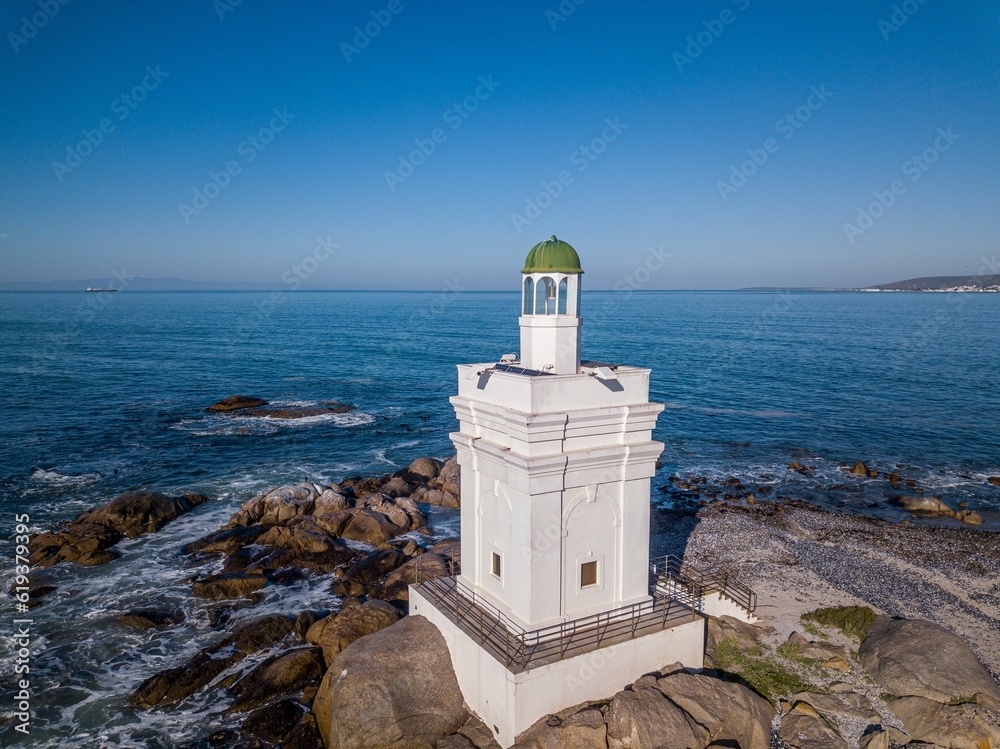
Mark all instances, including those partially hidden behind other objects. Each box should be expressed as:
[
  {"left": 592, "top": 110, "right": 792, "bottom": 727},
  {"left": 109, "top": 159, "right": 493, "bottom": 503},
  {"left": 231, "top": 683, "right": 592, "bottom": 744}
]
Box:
[
  {"left": 410, "top": 456, "right": 461, "bottom": 508},
  {"left": 305, "top": 598, "right": 402, "bottom": 666},
  {"left": 312, "top": 615, "right": 468, "bottom": 749},
  {"left": 859, "top": 617, "right": 1000, "bottom": 707},
  {"left": 245, "top": 403, "right": 355, "bottom": 419},
  {"left": 191, "top": 572, "right": 268, "bottom": 600},
  {"left": 227, "top": 646, "right": 326, "bottom": 713},
  {"left": 206, "top": 395, "right": 268, "bottom": 412},
  {"left": 117, "top": 608, "right": 185, "bottom": 630},
  {"left": 28, "top": 491, "right": 208, "bottom": 568},
  {"left": 513, "top": 703, "right": 607, "bottom": 749},
  {"left": 131, "top": 615, "right": 294, "bottom": 709},
  {"left": 890, "top": 696, "right": 1000, "bottom": 749},
  {"left": 778, "top": 702, "right": 848, "bottom": 749},
  {"left": 603, "top": 666, "right": 773, "bottom": 749},
  {"left": 889, "top": 494, "right": 957, "bottom": 517}
]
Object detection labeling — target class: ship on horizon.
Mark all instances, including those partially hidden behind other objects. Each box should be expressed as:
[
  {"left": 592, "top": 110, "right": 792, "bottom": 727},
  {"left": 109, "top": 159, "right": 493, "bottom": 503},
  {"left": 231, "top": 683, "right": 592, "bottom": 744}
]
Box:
[{"left": 85, "top": 287, "right": 118, "bottom": 292}]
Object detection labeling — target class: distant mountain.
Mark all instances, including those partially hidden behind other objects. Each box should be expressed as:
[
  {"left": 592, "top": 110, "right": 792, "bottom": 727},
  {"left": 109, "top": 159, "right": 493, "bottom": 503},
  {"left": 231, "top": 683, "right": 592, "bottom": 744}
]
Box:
[
  {"left": 863, "top": 275, "right": 1000, "bottom": 292},
  {"left": 0, "top": 277, "right": 290, "bottom": 292}
]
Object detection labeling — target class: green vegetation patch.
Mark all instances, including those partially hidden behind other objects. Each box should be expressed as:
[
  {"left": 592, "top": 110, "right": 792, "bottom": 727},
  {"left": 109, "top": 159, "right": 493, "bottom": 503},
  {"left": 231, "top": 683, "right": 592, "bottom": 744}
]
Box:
[
  {"left": 713, "top": 637, "right": 811, "bottom": 703},
  {"left": 801, "top": 605, "right": 877, "bottom": 641}
]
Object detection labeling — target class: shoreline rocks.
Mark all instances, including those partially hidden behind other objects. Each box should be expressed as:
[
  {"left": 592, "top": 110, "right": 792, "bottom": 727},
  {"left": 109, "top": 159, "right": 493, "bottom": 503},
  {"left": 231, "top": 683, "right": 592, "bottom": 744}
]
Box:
[
  {"left": 28, "top": 490, "right": 208, "bottom": 568},
  {"left": 206, "top": 395, "right": 268, "bottom": 412}
]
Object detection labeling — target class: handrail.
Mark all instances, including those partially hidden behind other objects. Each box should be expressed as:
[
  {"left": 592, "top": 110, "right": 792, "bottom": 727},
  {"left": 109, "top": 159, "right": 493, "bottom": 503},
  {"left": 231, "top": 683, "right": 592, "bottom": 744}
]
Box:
[
  {"left": 655, "top": 554, "right": 757, "bottom": 615},
  {"left": 415, "top": 574, "right": 695, "bottom": 672}
]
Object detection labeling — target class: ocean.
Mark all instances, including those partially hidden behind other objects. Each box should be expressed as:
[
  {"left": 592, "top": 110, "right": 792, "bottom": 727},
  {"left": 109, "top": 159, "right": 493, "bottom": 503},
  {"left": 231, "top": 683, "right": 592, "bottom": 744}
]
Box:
[{"left": 1, "top": 289, "right": 998, "bottom": 746}]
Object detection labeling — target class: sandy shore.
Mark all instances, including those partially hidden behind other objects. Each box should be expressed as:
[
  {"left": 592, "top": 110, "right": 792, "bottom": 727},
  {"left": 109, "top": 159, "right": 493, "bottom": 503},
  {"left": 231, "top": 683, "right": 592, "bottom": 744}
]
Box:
[{"left": 651, "top": 500, "right": 1000, "bottom": 673}]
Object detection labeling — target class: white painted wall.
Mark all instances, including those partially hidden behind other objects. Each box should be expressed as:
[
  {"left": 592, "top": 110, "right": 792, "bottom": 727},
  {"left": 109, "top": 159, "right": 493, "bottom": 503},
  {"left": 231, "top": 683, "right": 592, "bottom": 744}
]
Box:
[{"left": 411, "top": 587, "right": 706, "bottom": 749}]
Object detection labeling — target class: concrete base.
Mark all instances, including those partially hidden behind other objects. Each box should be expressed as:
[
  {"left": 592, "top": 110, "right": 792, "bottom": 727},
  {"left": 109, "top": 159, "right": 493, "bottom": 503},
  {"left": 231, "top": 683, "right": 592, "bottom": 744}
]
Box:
[{"left": 410, "top": 587, "right": 706, "bottom": 748}]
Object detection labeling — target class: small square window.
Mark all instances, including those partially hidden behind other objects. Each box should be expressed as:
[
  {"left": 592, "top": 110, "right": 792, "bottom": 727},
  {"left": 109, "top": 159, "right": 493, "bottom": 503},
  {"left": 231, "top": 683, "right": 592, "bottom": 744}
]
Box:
[
  {"left": 491, "top": 552, "right": 502, "bottom": 579},
  {"left": 580, "top": 560, "right": 598, "bottom": 588}
]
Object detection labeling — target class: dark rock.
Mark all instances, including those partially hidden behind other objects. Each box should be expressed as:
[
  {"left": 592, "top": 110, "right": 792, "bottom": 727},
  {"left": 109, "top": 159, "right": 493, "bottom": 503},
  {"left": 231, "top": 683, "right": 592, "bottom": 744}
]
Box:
[
  {"left": 183, "top": 525, "right": 268, "bottom": 556},
  {"left": 313, "top": 615, "right": 468, "bottom": 749},
  {"left": 227, "top": 646, "right": 325, "bottom": 712},
  {"left": 280, "top": 712, "right": 326, "bottom": 749},
  {"left": 78, "top": 491, "right": 208, "bottom": 539},
  {"left": 849, "top": 461, "right": 869, "bottom": 476},
  {"left": 369, "top": 552, "right": 455, "bottom": 602},
  {"left": 131, "top": 615, "right": 294, "bottom": 709},
  {"left": 988, "top": 476, "right": 1000, "bottom": 487},
  {"left": 240, "top": 699, "right": 305, "bottom": 744},
  {"left": 245, "top": 404, "right": 355, "bottom": 419},
  {"left": 192, "top": 572, "right": 268, "bottom": 600},
  {"left": 117, "top": 608, "right": 185, "bottom": 630},
  {"left": 207, "top": 395, "right": 268, "bottom": 412}
]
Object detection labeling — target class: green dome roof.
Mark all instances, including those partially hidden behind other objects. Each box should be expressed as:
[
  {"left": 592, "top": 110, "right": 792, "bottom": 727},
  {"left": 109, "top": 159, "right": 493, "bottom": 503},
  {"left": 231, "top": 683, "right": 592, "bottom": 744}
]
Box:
[{"left": 522, "top": 235, "right": 584, "bottom": 274}]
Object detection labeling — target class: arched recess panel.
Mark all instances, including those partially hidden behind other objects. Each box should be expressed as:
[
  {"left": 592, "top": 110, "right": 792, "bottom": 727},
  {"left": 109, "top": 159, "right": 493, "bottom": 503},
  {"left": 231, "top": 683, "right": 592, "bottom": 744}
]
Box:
[
  {"left": 478, "top": 486, "right": 512, "bottom": 607},
  {"left": 562, "top": 490, "right": 618, "bottom": 616}
]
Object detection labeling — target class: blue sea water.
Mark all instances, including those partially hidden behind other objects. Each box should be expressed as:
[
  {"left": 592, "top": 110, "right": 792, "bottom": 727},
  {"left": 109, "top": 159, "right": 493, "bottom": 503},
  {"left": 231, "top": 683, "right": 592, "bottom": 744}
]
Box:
[{"left": 1, "top": 289, "right": 999, "bottom": 746}]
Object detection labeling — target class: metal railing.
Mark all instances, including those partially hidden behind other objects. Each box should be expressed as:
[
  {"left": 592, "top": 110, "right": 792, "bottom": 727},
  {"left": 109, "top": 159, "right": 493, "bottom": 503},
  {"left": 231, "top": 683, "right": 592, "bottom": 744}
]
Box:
[
  {"left": 414, "top": 574, "right": 697, "bottom": 673},
  {"left": 652, "top": 554, "right": 757, "bottom": 616}
]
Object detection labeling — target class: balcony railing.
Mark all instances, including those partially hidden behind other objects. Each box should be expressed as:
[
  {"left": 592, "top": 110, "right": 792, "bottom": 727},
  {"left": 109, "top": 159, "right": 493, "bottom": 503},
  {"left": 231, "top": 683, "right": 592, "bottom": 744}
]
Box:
[
  {"left": 651, "top": 554, "right": 757, "bottom": 616},
  {"left": 413, "top": 573, "right": 698, "bottom": 673}
]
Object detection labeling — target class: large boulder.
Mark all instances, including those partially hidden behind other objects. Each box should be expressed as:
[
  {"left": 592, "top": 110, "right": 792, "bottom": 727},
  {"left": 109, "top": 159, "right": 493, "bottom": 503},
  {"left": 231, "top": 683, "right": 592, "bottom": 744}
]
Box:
[
  {"left": 606, "top": 684, "right": 704, "bottom": 749},
  {"left": 306, "top": 599, "right": 402, "bottom": 666},
  {"left": 890, "top": 695, "right": 1000, "bottom": 749},
  {"left": 889, "top": 495, "right": 956, "bottom": 517},
  {"left": 226, "top": 483, "right": 325, "bottom": 527},
  {"left": 206, "top": 395, "right": 268, "bottom": 412},
  {"left": 131, "top": 615, "right": 294, "bottom": 709},
  {"left": 227, "top": 646, "right": 326, "bottom": 712},
  {"left": 28, "top": 491, "right": 208, "bottom": 568},
  {"left": 191, "top": 572, "right": 268, "bottom": 600},
  {"left": 312, "top": 615, "right": 468, "bottom": 749},
  {"left": 513, "top": 703, "right": 607, "bottom": 749},
  {"left": 858, "top": 617, "right": 1000, "bottom": 707},
  {"left": 78, "top": 491, "right": 207, "bottom": 538},
  {"left": 411, "top": 456, "right": 461, "bottom": 508},
  {"left": 778, "top": 702, "right": 848, "bottom": 749},
  {"left": 657, "top": 671, "right": 773, "bottom": 749}
]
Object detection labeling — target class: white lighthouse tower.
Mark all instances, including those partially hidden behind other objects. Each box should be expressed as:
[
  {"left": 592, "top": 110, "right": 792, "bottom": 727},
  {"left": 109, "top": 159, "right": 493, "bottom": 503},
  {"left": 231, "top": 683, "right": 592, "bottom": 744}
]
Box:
[{"left": 410, "top": 237, "right": 713, "bottom": 747}]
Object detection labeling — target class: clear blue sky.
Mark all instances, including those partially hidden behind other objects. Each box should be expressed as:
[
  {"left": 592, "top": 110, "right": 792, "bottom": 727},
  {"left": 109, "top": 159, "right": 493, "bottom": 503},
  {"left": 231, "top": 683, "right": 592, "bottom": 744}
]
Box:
[{"left": 1, "top": 0, "right": 998, "bottom": 289}]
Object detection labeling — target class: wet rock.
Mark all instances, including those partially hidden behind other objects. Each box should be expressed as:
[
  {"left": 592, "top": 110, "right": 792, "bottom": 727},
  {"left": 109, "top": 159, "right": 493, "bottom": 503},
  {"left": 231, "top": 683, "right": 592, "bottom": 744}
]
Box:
[
  {"left": 333, "top": 548, "right": 407, "bottom": 594},
  {"left": 313, "top": 615, "right": 468, "bottom": 749},
  {"left": 280, "top": 712, "right": 326, "bottom": 749},
  {"left": 227, "top": 646, "right": 325, "bottom": 712},
  {"left": 306, "top": 599, "right": 402, "bottom": 666},
  {"left": 859, "top": 617, "right": 1000, "bottom": 708},
  {"left": 888, "top": 494, "right": 956, "bottom": 517},
  {"left": 513, "top": 703, "right": 607, "bottom": 749},
  {"left": 29, "top": 491, "right": 207, "bottom": 568},
  {"left": 240, "top": 699, "right": 306, "bottom": 744},
  {"left": 957, "top": 509, "right": 983, "bottom": 525},
  {"left": 206, "top": 395, "right": 268, "bottom": 412},
  {"left": 131, "top": 614, "right": 294, "bottom": 709},
  {"left": 778, "top": 702, "right": 847, "bottom": 749},
  {"left": 117, "top": 608, "right": 186, "bottom": 630},
  {"left": 81, "top": 491, "right": 208, "bottom": 538},
  {"left": 293, "top": 610, "right": 327, "bottom": 641},
  {"left": 183, "top": 524, "right": 269, "bottom": 556},
  {"left": 849, "top": 461, "right": 870, "bottom": 476},
  {"left": 988, "top": 476, "right": 1000, "bottom": 487},
  {"left": 889, "top": 695, "right": 1000, "bottom": 749},
  {"left": 245, "top": 403, "right": 355, "bottom": 419},
  {"left": 191, "top": 572, "right": 268, "bottom": 600}
]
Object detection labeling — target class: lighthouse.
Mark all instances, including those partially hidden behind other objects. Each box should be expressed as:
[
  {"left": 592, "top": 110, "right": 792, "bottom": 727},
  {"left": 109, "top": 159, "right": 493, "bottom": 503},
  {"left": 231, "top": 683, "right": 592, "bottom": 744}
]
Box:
[{"left": 410, "top": 237, "right": 737, "bottom": 747}]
